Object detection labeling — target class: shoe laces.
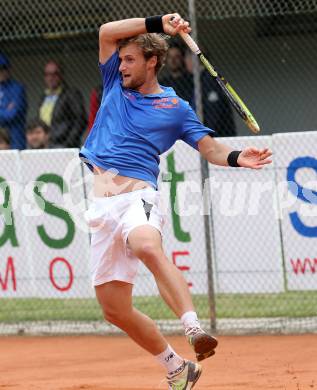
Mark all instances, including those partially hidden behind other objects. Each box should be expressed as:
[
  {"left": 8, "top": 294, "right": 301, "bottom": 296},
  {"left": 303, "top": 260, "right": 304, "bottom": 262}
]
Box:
[
  {"left": 156, "top": 361, "right": 187, "bottom": 389},
  {"left": 167, "top": 360, "right": 186, "bottom": 379},
  {"left": 167, "top": 377, "right": 187, "bottom": 390},
  {"left": 167, "top": 375, "right": 187, "bottom": 390},
  {"left": 185, "top": 326, "right": 204, "bottom": 337}
]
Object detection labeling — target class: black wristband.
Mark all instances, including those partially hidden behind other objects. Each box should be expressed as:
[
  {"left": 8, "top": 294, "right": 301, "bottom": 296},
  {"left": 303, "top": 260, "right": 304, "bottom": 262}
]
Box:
[
  {"left": 227, "top": 150, "right": 242, "bottom": 167},
  {"left": 145, "top": 15, "right": 164, "bottom": 33}
]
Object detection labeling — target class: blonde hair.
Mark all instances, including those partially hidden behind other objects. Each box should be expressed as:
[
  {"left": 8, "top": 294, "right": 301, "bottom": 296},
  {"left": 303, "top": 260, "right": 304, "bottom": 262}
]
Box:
[{"left": 118, "top": 33, "right": 168, "bottom": 73}]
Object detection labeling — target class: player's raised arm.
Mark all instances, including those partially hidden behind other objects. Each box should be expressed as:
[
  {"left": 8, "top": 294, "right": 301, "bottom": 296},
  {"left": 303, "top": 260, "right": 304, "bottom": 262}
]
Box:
[
  {"left": 198, "top": 135, "right": 272, "bottom": 169},
  {"left": 99, "top": 19, "right": 145, "bottom": 64},
  {"left": 99, "top": 14, "right": 191, "bottom": 64}
]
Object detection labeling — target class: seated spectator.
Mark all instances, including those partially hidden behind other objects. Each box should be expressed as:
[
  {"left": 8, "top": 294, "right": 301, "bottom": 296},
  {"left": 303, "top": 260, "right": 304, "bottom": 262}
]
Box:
[
  {"left": 88, "top": 84, "right": 103, "bottom": 132},
  {"left": 83, "top": 84, "right": 103, "bottom": 142},
  {"left": 39, "top": 60, "right": 87, "bottom": 148},
  {"left": 0, "top": 127, "right": 10, "bottom": 150},
  {"left": 0, "top": 52, "right": 27, "bottom": 149},
  {"left": 26, "top": 118, "right": 51, "bottom": 149}
]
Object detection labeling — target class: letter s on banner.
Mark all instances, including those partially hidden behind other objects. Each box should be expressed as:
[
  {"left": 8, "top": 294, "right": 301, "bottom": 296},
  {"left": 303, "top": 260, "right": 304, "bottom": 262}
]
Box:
[{"left": 287, "top": 156, "right": 317, "bottom": 237}]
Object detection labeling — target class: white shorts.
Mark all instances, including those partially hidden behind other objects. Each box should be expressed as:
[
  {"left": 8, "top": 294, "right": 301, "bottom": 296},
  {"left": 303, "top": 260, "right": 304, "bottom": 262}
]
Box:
[{"left": 84, "top": 188, "right": 165, "bottom": 286}]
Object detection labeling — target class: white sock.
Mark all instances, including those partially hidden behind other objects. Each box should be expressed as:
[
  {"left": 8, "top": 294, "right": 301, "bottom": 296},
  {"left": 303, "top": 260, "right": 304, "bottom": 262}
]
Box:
[
  {"left": 155, "top": 345, "right": 184, "bottom": 373},
  {"left": 180, "top": 311, "right": 201, "bottom": 329}
]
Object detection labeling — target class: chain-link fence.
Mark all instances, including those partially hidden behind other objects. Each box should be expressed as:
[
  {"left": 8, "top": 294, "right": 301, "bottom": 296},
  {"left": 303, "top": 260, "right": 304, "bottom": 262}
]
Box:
[{"left": 1, "top": 0, "right": 317, "bottom": 335}]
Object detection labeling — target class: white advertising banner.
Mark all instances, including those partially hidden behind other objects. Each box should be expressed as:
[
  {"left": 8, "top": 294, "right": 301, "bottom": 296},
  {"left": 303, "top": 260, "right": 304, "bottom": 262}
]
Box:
[
  {"left": 19, "top": 149, "right": 92, "bottom": 298},
  {"left": 209, "top": 136, "right": 284, "bottom": 293},
  {"left": 273, "top": 132, "right": 317, "bottom": 290},
  {"left": 2, "top": 133, "right": 317, "bottom": 299},
  {"left": 0, "top": 151, "right": 34, "bottom": 297}
]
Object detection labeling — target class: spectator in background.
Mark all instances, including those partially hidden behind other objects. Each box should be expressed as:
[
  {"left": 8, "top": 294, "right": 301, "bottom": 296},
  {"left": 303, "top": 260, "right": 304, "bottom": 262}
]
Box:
[
  {"left": 0, "top": 127, "right": 10, "bottom": 150},
  {"left": 158, "top": 45, "right": 193, "bottom": 102},
  {"left": 160, "top": 46, "right": 236, "bottom": 137},
  {"left": 0, "top": 53, "right": 27, "bottom": 149},
  {"left": 185, "top": 49, "right": 236, "bottom": 137},
  {"left": 26, "top": 118, "right": 51, "bottom": 149},
  {"left": 39, "top": 60, "right": 87, "bottom": 148},
  {"left": 88, "top": 84, "right": 103, "bottom": 132}
]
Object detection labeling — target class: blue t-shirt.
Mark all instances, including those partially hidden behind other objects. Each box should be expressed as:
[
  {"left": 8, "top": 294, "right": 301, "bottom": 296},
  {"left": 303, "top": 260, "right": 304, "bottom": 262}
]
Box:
[
  {"left": 79, "top": 51, "right": 214, "bottom": 188},
  {"left": 0, "top": 79, "right": 27, "bottom": 150}
]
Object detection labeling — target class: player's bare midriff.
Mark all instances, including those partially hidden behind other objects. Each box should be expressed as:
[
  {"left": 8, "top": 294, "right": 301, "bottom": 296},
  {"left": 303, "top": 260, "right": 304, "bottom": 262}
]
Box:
[{"left": 93, "top": 165, "right": 151, "bottom": 197}]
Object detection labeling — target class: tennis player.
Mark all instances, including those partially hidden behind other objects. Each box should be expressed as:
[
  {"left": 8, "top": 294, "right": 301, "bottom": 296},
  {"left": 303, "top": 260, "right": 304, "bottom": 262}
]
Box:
[{"left": 80, "top": 13, "right": 272, "bottom": 389}]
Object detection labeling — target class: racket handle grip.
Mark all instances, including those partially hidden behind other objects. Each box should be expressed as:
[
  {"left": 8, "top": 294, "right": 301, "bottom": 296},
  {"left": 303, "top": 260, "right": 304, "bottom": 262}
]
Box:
[{"left": 178, "top": 31, "right": 201, "bottom": 55}]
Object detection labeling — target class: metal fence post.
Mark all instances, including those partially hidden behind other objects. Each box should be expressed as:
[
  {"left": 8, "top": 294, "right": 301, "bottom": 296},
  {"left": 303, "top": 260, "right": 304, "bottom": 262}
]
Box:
[{"left": 188, "top": 0, "right": 217, "bottom": 332}]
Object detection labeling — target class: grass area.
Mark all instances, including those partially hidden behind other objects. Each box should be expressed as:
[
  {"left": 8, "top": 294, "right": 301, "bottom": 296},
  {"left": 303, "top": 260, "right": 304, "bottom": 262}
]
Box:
[{"left": 1, "top": 291, "right": 317, "bottom": 323}]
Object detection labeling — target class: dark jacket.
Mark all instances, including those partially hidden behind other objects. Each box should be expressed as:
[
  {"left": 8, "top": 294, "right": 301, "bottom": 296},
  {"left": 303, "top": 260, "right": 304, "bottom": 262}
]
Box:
[
  {"left": 160, "top": 70, "right": 236, "bottom": 137},
  {"left": 0, "top": 79, "right": 27, "bottom": 149},
  {"left": 39, "top": 85, "right": 87, "bottom": 148},
  {"left": 200, "top": 70, "right": 236, "bottom": 137}
]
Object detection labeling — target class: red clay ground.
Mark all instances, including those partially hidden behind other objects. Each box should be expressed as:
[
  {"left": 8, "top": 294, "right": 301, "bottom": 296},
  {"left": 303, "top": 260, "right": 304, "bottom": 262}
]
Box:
[{"left": 0, "top": 334, "right": 316, "bottom": 389}]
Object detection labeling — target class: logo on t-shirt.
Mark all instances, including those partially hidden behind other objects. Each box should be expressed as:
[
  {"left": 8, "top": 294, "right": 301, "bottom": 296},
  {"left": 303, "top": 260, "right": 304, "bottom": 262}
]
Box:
[
  {"left": 123, "top": 91, "right": 136, "bottom": 101},
  {"left": 152, "top": 97, "right": 179, "bottom": 109}
]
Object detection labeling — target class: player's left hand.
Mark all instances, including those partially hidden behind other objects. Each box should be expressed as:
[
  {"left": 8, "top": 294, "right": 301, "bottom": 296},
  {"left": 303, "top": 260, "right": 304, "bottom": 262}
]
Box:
[{"left": 237, "top": 147, "right": 272, "bottom": 169}]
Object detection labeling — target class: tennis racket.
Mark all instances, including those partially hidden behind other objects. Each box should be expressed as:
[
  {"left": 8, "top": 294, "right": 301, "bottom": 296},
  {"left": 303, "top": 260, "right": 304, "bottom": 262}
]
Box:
[{"left": 178, "top": 30, "right": 260, "bottom": 134}]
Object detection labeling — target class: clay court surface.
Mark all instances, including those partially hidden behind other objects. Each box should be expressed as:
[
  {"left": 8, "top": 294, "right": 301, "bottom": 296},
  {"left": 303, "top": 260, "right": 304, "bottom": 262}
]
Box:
[{"left": 0, "top": 334, "right": 316, "bottom": 389}]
